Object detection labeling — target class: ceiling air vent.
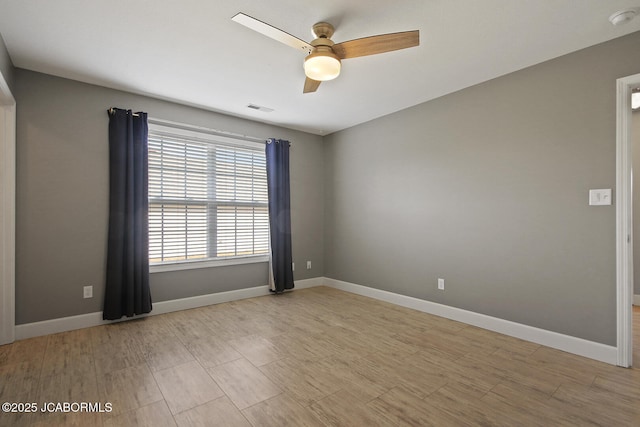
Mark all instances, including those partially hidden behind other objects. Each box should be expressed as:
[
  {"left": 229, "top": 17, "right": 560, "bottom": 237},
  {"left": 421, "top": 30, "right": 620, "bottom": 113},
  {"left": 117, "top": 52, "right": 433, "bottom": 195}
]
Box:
[{"left": 247, "top": 104, "right": 274, "bottom": 113}]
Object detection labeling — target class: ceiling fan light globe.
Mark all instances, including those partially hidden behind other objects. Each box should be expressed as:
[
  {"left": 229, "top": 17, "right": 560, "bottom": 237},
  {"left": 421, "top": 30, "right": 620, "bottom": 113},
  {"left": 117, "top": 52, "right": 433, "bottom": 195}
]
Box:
[{"left": 304, "top": 52, "right": 341, "bottom": 81}]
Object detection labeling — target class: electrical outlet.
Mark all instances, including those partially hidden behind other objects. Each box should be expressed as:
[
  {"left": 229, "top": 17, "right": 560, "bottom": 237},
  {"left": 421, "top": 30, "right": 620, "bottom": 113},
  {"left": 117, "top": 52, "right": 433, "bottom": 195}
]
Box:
[
  {"left": 292, "top": 262, "right": 295, "bottom": 271},
  {"left": 83, "top": 285, "right": 93, "bottom": 299},
  {"left": 306, "top": 261, "right": 311, "bottom": 270},
  {"left": 437, "top": 278, "right": 445, "bottom": 290}
]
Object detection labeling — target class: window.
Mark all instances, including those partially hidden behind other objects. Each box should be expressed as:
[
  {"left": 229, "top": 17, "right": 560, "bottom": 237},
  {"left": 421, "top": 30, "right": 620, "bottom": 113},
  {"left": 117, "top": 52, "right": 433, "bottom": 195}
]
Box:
[{"left": 148, "top": 123, "right": 269, "bottom": 270}]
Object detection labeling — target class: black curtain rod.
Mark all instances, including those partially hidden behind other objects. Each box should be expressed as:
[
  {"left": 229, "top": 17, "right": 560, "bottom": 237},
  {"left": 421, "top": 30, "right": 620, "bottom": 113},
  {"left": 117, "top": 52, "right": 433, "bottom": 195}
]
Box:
[
  {"left": 108, "top": 108, "right": 139, "bottom": 117},
  {"left": 108, "top": 110, "right": 289, "bottom": 145}
]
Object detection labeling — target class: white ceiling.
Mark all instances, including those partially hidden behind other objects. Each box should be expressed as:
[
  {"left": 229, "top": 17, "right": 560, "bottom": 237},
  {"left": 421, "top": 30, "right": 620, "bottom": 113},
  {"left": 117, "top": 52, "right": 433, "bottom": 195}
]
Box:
[{"left": 1, "top": 1, "right": 640, "bottom": 135}]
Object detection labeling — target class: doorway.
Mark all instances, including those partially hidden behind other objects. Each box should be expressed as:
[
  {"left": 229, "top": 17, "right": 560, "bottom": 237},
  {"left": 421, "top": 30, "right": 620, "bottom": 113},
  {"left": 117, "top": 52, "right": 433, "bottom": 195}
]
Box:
[
  {"left": 0, "top": 75, "right": 15, "bottom": 346},
  {"left": 632, "top": 88, "right": 640, "bottom": 368},
  {"left": 616, "top": 73, "right": 640, "bottom": 367}
]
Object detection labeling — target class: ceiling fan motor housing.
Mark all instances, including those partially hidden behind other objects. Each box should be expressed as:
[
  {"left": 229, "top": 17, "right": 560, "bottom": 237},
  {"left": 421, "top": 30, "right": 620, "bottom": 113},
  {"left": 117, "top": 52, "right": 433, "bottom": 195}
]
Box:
[
  {"left": 312, "top": 22, "right": 335, "bottom": 39},
  {"left": 304, "top": 31, "right": 341, "bottom": 82}
]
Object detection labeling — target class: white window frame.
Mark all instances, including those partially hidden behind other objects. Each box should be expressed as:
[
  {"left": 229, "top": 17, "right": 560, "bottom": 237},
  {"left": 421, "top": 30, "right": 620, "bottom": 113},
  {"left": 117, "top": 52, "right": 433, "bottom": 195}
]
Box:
[{"left": 148, "top": 122, "right": 269, "bottom": 273}]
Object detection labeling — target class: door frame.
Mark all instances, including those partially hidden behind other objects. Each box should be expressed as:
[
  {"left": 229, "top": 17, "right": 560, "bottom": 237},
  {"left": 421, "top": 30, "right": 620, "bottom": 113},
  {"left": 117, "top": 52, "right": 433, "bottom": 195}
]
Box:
[
  {"left": 616, "top": 73, "right": 640, "bottom": 367},
  {"left": 0, "top": 73, "right": 15, "bottom": 346}
]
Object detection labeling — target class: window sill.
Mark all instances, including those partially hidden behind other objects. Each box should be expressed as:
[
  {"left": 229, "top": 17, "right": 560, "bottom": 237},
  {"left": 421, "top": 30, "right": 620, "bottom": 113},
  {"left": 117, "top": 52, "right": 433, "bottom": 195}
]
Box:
[{"left": 150, "top": 254, "right": 269, "bottom": 273}]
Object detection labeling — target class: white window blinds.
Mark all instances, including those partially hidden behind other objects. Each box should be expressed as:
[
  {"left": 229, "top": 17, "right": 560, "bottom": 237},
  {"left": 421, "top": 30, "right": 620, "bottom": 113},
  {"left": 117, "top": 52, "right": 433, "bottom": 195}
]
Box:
[{"left": 148, "top": 126, "right": 269, "bottom": 265}]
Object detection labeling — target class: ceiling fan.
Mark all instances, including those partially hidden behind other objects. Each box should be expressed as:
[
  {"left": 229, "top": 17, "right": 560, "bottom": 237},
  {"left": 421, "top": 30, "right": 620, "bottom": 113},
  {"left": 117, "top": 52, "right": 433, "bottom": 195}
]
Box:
[{"left": 232, "top": 13, "right": 420, "bottom": 93}]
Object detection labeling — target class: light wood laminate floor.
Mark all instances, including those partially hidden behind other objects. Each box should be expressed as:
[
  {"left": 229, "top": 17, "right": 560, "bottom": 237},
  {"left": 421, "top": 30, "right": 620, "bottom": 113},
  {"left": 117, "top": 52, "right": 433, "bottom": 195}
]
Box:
[{"left": 0, "top": 287, "right": 638, "bottom": 426}]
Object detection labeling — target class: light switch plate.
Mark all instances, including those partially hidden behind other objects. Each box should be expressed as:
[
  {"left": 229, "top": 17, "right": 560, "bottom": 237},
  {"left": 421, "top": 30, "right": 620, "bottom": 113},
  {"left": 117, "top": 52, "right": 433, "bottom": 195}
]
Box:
[{"left": 589, "top": 189, "right": 612, "bottom": 206}]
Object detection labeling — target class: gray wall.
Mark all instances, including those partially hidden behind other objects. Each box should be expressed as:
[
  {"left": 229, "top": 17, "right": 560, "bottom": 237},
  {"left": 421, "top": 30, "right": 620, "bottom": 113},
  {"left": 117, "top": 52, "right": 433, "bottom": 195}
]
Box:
[
  {"left": 0, "top": 33, "right": 14, "bottom": 94},
  {"left": 14, "top": 69, "right": 324, "bottom": 324},
  {"left": 324, "top": 32, "right": 640, "bottom": 346}
]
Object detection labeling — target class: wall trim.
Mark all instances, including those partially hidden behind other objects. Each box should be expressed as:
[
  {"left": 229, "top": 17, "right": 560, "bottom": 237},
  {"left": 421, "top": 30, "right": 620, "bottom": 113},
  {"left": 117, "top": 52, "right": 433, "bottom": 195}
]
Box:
[
  {"left": 0, "top": 89, "right": 15, "bottom": 346},
  {"left": 615, "top": 73, "right": 640, "bottom": 367},
  {"left": 634, "top": 294, "right": 640, "bottom": 306},
  {"left": 15, "top": 277, "right": 323, "bottom": 340},
  {"left": 324, "top": 278, "right": 618, "bottom": 365}
]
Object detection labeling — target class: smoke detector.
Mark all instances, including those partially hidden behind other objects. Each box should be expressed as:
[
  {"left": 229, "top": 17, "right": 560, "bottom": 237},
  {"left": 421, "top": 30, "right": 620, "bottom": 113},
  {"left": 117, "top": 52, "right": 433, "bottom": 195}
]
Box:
[{"left": 609, "top": 8, "right": 639, "bottom": 26}]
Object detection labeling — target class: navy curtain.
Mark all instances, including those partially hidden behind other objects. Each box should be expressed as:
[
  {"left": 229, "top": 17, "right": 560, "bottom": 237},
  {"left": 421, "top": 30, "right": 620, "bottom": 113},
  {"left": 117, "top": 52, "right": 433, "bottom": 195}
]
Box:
[
  {"left": 266, "top": 139, "right": 294, "bottom": 293},
  {"left": 103, "top": 108, "right": 152, "bottom": 320}
]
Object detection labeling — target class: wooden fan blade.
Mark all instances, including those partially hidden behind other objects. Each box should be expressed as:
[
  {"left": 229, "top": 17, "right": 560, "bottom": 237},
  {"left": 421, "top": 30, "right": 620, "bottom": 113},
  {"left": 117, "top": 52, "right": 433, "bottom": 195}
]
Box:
[
  {"left": 333, "top": 30, "right": 419, "bottom": 59},
  {"left": 303, "top": 77, "right": 321, "bottom": 93},
  {"left": 232, "top": 13, "right": 312, "bottom": 53}
]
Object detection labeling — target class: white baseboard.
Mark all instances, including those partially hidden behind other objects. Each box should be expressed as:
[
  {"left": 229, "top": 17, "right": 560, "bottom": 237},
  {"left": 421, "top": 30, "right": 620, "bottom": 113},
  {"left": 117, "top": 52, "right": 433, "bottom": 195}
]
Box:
[
  {"left": 634, "top": 294, "right": 640, "bottom": 306},
  {"left": 15, "top": 277, "right": 322, "bottom": 340},
  {"left": 324, "top": 278, "right": 618, "bottom": 365},
  {"left": 293, "top": 276, "right": 325, "bottom": 289},
  {"left": 13, "top": 276, "right": 619, "bottom": 365}
]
